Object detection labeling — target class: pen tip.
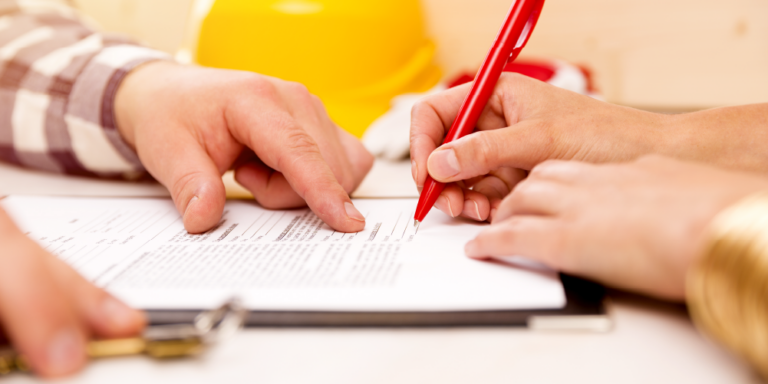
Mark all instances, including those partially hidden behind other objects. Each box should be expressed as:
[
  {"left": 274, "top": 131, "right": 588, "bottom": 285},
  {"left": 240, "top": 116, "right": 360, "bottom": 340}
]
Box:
[{"left": 414, "top": 220, "right": 420, "bottom": 228}]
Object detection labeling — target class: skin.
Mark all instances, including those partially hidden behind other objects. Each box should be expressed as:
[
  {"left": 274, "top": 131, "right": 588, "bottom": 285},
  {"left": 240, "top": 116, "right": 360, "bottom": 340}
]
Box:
[
  {"left": 0, "top": 209, "right": 145, "bottom": 377},
  {"left": 410, "top": 73, "right": 768, "bottom": 223},
  {"left": 115, "top": 61, "right": 374, "bottom": 234},
  {"left": 1, "top": 61, "right": 374, "bottom": 377},
  {"left": 465, "top": 156, "right": 768, "bottom": 301}
]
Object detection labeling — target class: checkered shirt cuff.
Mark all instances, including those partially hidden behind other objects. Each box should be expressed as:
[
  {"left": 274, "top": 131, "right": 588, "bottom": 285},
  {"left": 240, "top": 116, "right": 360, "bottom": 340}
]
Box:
[{"left": 0, "top": 1, "right": 170, "bottom": 179}]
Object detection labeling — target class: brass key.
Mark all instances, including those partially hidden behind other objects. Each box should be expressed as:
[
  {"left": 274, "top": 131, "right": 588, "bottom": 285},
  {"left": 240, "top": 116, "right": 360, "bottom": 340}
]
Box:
[
  {"left": 0, "top": 348, "right": 28, "bottom": 375},
  {"left": 0, "top": 299, "right": 246, "bottom": 375}
]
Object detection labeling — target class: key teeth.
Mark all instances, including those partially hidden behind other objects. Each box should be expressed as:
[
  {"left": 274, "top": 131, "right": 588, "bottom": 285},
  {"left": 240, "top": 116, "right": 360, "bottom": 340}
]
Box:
[{"left": 0, "top": 349, "right": 28, "bottom": 375}]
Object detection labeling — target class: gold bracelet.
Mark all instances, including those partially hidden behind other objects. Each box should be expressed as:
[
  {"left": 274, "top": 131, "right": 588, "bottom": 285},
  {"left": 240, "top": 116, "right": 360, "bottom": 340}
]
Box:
[{"left": 687, "top": 192, "right": 768, "bottom": 379}]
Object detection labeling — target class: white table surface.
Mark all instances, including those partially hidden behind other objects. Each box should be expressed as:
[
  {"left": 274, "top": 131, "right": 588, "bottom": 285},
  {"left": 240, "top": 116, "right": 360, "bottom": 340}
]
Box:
[{"left": 0, "top": 161, "right": 760, "bottom": 384}]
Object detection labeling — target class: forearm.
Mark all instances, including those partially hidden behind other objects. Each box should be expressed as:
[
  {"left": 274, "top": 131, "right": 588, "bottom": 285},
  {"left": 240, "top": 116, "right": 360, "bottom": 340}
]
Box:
[
  {"left": 663, "top": 104, "right": 768, "bottom": 173},
  {"left": 0, "top": 1, "right": 169, "bottom": 179}
]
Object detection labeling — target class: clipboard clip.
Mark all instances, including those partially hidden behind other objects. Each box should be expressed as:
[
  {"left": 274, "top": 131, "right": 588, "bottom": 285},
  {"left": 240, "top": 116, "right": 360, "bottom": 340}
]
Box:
[{"left": 0, "top": 298, "right": 246, "bottom": 376}]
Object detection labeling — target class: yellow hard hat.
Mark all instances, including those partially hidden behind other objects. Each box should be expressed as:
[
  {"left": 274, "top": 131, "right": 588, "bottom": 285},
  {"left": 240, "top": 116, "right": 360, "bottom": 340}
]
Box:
[{"left": 182, "top": 0, "right": 442, "bottom": 138}]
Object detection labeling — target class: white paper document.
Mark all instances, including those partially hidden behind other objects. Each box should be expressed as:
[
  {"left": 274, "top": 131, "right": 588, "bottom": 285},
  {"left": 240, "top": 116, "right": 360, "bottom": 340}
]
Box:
[{"left": 1, "top": 196, "right": 566, "bottom": 312}]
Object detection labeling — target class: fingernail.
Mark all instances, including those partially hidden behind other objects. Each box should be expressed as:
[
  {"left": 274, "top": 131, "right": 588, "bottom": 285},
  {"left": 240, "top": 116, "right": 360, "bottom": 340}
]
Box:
[
  {"left": 463, "top": 200, "right": 482, "bottom": 221},
  {"left": 411, "top": 160, "right": 418, "bottom": 182},
  {"left": 345, "top": 202, "right": 365, "bottom": 222},
  {"left": 47, "top": 330, "right": 84, "bottom": 374},
  {"left": 436, "top": 196, "right": 455, "bottom": 218},
  {"left": 429, "top": 149, "right": 461, "bottom": 179},
  {"left": 185, "top": 196, "right": 199, "bottom": 216},
  {"left": 102, "top": 296, "right": 140, "bottom": 330}
]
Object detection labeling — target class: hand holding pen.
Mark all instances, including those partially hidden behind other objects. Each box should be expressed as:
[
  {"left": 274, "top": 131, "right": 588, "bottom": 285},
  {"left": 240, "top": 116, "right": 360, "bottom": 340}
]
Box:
[{"left": 413, "top": 0, "right": 546, "bottom": 226}]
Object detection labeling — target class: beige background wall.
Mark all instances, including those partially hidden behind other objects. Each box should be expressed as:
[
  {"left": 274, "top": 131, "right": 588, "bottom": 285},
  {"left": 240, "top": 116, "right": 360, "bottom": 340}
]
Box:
[{"left": 72, "top": 0, "right": 768, "bottom": 110}]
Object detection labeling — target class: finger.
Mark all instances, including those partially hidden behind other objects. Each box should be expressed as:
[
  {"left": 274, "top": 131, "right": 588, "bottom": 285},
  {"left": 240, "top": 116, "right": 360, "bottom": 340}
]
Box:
[
  {"left": 527, "top": 160, "right": 599, "bottom": 185},
  {"left": 465, "top": 216, "right": 563, "bottom": 268},
  {"left": 276, "top": 81, "right": 360, "bottom": 193},
  {"left": 233, "top": 108, "right": 365, "bottom": 233},
  {"left": 0, "top": 233, "right": 87, "bottom": 377},
  {"left": 489, "top": 198, "right": 503, "bottom": 223},
  {"left": 426, "top": 121, "right": 555, "bottom": 183},
  {"left": 139, "top": 130, "right": 227, "bottom": 234},
  {"left": 459, "top": 190, "right": 491, "bottom": 222},
  {"left": 433, "top": 183, "right": 465, "bottom": 218},
  {"left": 336, "top": 126, "right": 374, "bottom": 191},
  {"left": 495, "top": 179, "right": 573, "bottom": 223},
  {"left": 462, "top": 168, "right": 527, "bottom": 223},
  {"left": 472, "top": 176, "right": 510, "bottom": 223},
  {"left": 471, "top": 168, "right": 527, "bottom": 201},
  {"left": 44, "top": 256, "right": 146, "bottom": 339},
  {"left": 234, "top": 161, "right": 306, "bottom": 209}
]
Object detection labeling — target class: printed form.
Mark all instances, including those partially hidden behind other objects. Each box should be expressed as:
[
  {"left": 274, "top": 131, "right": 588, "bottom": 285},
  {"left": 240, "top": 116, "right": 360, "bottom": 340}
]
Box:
[{"left": 1, "top": 196, "right": 565, "bottom": 312}]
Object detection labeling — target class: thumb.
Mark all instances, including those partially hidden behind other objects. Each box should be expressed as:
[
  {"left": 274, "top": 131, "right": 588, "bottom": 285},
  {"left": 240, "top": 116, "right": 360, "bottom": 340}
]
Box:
[
  {"left": 44, "top": 256, "right": 146, "bottom": 339},
  {"left": 427, "top": 122, "right": 552, "bottom": 183},
  {"left": 144, "top": 135, "right": 226, "bottom": 234},
  {"left": 0, "top": 229, "right": 87, "bottom": 377}
]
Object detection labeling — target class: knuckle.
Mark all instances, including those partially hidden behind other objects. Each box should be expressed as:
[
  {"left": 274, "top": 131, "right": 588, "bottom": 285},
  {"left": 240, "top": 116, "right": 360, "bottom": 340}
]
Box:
[
  {"left": 501, "top": 72, "right": 526, "bottom": 83},
  {"left": 310, "top": 94, "right": 325, "bottom": 110},
  {"left": 240, "top": 74, "right": 273, "bottom": 95},
  {"left": 529, "top": 160, "right": 560, "bottom": 178},
  {"left": 410, "top": 99, "right": 430, "bottom": 121},
  {"left": 530, "top": 159, "right": 578, "bottom": 180},
  {"left": 498, "top": 73, "right": 532, "bottom": 99},
  {"left": 503, "top": 217, "right": 526, "bottom": 234},
  {"left": 409, "top": 131, "right": 433, "bottom": 153},
  {"left": 410, "top": 99, "right": 442, "bottom": 136},
  {"left": 285, "top": 129, "right": 320, "bottom": 153},
  {"left": 287, "top": 81, "right": 310, "bottom": 95},
  {"left": 508, "top": 180, "right": 535, "bottom": 206},
  {"left": 285, "top": 82, "right": 314, "bottom": 103},
  {"left": 278, "top": 127, "right": 322, "bottom": 169},
  {"left": 475, "top": 133, "right": 498, "bottom": 167},
  {"left": 635, "top": 153, "right": 666, "bottom": 165},
  {"left": 456, "top": 132, "right": 496, "bottom": 173},
  {"left": 495, "top": 217, "right": 527, "bottom": 245}
]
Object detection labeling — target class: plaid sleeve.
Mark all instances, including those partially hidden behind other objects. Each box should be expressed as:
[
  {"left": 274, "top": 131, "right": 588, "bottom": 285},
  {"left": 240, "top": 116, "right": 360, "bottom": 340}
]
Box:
[{"left": 0, "top": 0, "right": 170, "bottom": 179}]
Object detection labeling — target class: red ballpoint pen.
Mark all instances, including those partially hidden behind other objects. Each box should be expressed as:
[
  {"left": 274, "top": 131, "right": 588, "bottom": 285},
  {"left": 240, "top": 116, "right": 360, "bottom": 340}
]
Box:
[{"left": 414, "top": 0, "right": 546, "bottom": 227}]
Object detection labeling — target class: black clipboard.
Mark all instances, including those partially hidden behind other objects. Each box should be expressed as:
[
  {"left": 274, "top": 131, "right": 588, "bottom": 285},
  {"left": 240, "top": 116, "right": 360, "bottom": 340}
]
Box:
[{"left": 146, "top": 274, "right": 609, "bottom": 331}]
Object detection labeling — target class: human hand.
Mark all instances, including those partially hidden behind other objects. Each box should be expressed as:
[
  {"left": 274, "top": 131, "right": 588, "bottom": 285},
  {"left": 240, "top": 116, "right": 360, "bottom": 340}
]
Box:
[
  {"left": 115, "top": 62, "right": 374, "bottom": 234},
  {"left": 410, "top": 73, "right": 768, "bottom": 223},
  {"left": 464, "top": 155, "right": 768, "bottom": 300},
  {"left": 0, "top": 209, "right": 145, "bottom": 377}
]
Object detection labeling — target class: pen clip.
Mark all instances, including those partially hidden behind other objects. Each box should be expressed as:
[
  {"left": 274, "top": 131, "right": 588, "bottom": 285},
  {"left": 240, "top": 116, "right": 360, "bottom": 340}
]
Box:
[{"left": 509, "top": 0, "right": 546, "bottom": 61}]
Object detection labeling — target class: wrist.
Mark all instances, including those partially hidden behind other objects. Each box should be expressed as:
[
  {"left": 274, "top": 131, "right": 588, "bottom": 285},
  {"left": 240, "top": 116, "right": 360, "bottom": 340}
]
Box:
[
  {"left": 687, "top": 191, "right": 768, "bottom": 379},
  {"left": 114, "top": 61, "right": 182, "bottom": 149},
  {"left": 651, "top": 111, "right": 685, "bottom": 159}
]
